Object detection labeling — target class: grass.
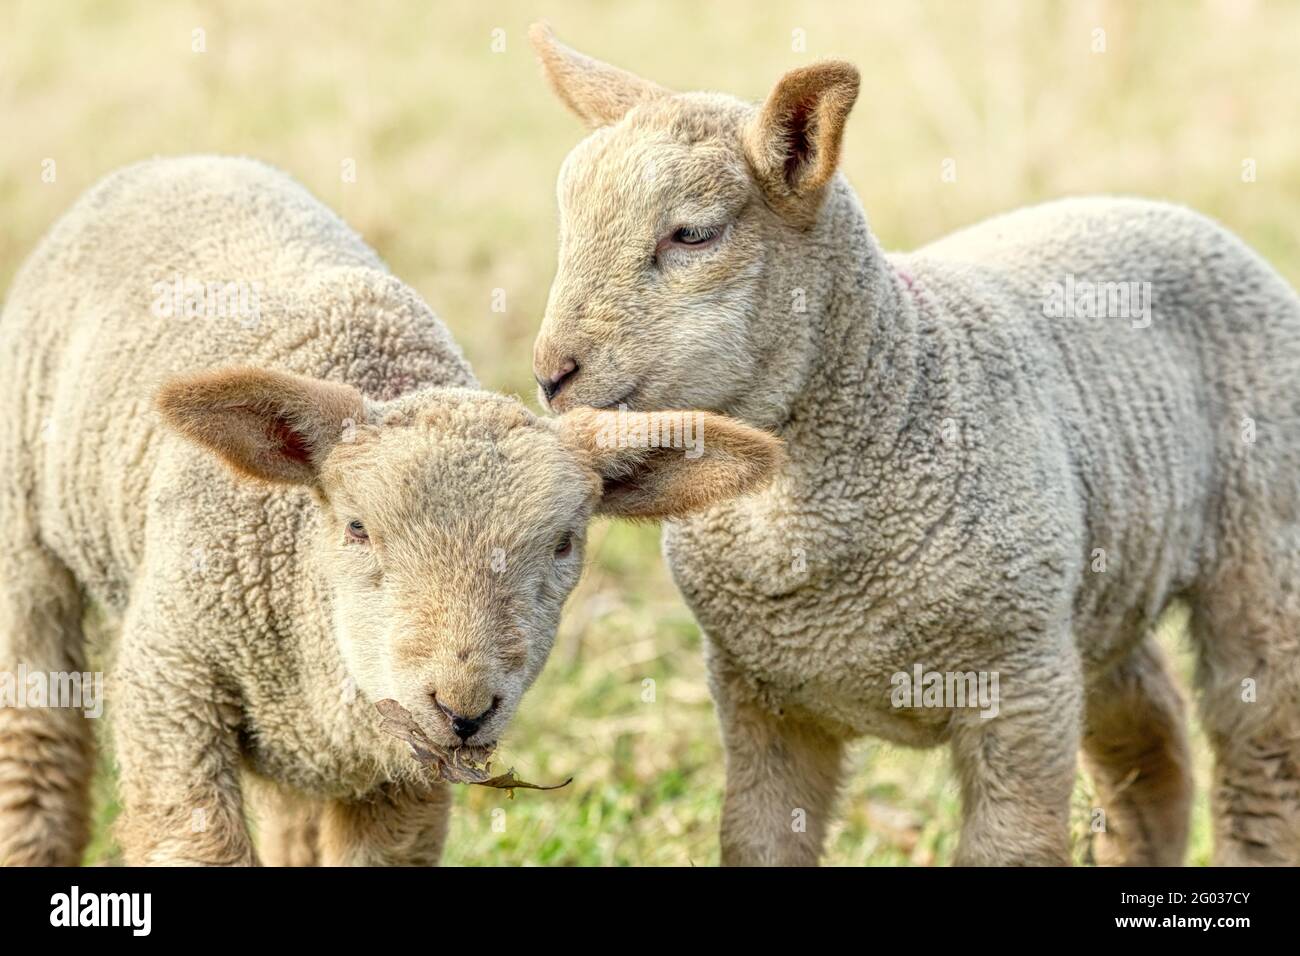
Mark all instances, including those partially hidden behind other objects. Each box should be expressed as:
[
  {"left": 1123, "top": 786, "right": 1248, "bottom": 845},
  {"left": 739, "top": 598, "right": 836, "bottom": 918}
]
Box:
[{"left": 3, "top": 0, "right": 1296, "bottom": 865}]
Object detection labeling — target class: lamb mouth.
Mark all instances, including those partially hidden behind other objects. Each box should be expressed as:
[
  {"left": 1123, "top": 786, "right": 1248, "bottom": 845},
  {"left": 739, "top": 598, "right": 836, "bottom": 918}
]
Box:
[{"left": 452, "top": 741, "right": 498, "bottom": 766}]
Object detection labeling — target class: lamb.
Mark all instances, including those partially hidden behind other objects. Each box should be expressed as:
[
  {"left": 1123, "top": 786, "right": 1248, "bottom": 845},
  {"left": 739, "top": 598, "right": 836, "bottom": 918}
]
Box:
[
  {"left": 528, "top": 24, "right": 1300, "bottom": 866},
  {"left": 0, "top": 155, "right": 780, "bottom": 866}
]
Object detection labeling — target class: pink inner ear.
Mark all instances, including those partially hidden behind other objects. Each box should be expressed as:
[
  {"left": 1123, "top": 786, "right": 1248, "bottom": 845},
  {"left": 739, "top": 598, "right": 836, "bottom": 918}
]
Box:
[
  {"left": 782, "top": 96, "right": 817, "bottom": 183},
  {"left": 266, "top": 415, "right": 313, "bottom": 465}
]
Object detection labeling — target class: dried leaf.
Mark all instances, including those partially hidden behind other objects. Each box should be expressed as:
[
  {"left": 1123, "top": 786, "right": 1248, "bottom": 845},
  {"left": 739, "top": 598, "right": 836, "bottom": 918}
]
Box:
[
  {"left": 475, "top": 770, "right": 575, "bottom": 799},
  {"left": 375, "top": 699, "right": 571, "bottom": 794}
]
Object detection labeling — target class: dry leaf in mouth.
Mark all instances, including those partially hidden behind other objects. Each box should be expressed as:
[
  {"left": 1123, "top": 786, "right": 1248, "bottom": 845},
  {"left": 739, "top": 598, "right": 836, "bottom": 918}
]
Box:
[{"left": 375, "top": 698, "right": 572, "bottom": 796}]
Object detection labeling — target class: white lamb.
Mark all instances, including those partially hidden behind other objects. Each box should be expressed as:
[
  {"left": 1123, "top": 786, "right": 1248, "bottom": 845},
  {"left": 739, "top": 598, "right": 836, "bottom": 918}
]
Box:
[
  {"left": 529, "top": 24, "right": 1300, "bottom": 866},
  {"left": 0, "top": 155, "right": 779, "bottom": 865}
]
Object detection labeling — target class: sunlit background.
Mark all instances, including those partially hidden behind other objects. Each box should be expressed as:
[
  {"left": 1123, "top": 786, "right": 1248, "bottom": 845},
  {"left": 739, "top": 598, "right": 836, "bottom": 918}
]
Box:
[{"left": 2, "top": 0, "right": 1297, "bottom": 864}]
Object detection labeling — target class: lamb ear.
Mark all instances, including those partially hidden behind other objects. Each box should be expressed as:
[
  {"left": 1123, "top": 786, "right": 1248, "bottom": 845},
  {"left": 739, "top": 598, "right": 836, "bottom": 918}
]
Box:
[
  {"left": 560, "top": 408, "right": 783, "bottom": 520},
  {"left": 744, "top": 61, "right": 860, "bottom": 226},
  {"left": 155, "top": 367, "right": 365, "bottom": 486},
  {"left": 529, "top": 22, "right": 669, "bottom": 128}
]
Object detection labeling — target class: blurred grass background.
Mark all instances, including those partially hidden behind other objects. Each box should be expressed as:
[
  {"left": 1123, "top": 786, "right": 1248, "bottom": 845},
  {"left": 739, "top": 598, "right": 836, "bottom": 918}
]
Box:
[{"left": 3, "top": 0, "right": 1297, "bottom": 865}]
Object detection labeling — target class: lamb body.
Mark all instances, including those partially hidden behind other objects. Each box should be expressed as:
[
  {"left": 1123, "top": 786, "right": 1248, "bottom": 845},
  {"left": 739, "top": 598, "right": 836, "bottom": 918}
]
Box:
[
  {"left": 529, "top": 26, "right": 1300, "bottom": 865},
  {"left": 0, "top": 155, "right": 780, "bottom": 865},
  {"left": 674, "top": 194, "right": 1275, "bottom": 742}
]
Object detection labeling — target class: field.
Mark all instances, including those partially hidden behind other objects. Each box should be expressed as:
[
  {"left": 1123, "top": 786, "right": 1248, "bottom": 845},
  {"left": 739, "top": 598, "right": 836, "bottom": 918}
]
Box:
[{"left": 3, "top": 0, "right": 1298, "bottom": 865}]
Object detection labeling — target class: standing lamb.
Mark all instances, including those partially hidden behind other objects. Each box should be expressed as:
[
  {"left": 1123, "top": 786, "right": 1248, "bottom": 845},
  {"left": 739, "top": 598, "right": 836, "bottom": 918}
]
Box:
[
  {"left": 0, "top": 156, "right": 779, "bottom": 866},
  {"left": 528, "top": 24, "right": 1300, "bottom": 866}
]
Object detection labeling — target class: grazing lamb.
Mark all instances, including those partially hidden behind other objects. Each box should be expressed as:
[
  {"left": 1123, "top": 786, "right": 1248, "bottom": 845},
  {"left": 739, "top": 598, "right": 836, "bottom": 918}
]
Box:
[
  {"left": 528, "top": 24, "right": 1300, "bottom": 866},
  {"left": 0, "top": 156, "right": 779, "bottom": 866}
]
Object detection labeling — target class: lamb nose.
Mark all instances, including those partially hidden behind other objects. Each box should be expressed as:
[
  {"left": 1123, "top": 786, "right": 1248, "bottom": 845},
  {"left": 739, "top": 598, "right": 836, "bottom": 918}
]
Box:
[
  {"left": 434, "top": 693, "right": 500, "bottom": 740},
  {"left": 537, "top": 358, "right": 578, "bottom": 401},
  {"left": 449, "top": 715, "right": 481, "bottom": 740}
]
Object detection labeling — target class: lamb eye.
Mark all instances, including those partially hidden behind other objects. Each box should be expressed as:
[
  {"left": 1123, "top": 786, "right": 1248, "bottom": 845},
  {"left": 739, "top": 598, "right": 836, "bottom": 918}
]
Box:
[
  {"left": 346, "top": 519, "right": 369, "bottom": 543},
  {"left": 554, "top": 532, "right": 574, "bottom": 558},
  {"left": 671, "top": 225, "right": 721, "bottom": 246}
]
